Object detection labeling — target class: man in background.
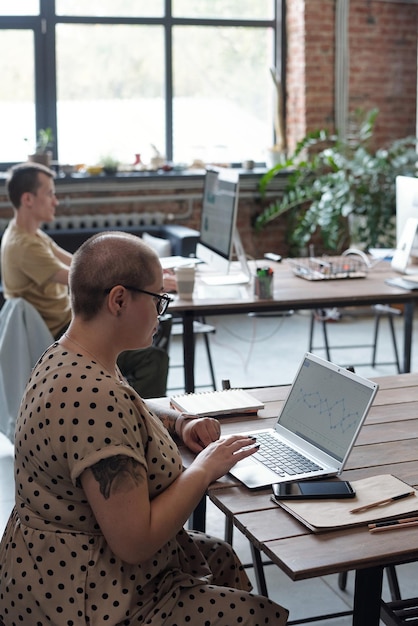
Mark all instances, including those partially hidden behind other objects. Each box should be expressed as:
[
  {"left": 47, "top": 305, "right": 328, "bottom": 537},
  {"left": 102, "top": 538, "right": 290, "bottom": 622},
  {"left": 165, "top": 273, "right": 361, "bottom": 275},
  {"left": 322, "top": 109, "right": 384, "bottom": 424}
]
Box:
[
  {"left": 1, "top": 161, "right": 172, "bottom": 397},
  {"left": 2, "top": 162, "right": 71, "bottom": 339}
]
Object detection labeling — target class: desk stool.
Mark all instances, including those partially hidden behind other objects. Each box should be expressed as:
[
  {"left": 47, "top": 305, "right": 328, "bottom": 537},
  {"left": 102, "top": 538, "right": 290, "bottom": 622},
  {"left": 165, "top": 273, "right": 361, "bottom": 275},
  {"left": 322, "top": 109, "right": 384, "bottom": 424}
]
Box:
[
  {"left": 381, "top": 595, "right": 418, "bottom": 624},
  {"left": 309, "top": 304, "right": 401, "bottom": 373},
  {"left": 167, "top": 317, "right": 217, "bottom": 392}
]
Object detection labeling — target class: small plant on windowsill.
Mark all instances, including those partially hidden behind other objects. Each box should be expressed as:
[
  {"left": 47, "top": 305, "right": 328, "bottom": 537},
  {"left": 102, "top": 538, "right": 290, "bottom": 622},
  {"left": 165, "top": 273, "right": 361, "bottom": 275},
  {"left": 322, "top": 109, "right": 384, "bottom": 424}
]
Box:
[
  {"left": 26, "top": 128, "right": 54, "bottom": 167},
  {"left": 99, "top": 155, "right": 120, "bottom": 176},
  {"left": 255, "top": 109, "right": 418, "bottom": 255}
]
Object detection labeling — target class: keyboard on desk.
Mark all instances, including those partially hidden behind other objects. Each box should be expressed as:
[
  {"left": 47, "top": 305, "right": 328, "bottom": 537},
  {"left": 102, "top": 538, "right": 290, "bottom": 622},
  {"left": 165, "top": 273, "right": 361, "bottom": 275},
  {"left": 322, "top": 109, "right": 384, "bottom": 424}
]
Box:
[{"left": 253, "top": 431, "right": 323, "bottom": 478}]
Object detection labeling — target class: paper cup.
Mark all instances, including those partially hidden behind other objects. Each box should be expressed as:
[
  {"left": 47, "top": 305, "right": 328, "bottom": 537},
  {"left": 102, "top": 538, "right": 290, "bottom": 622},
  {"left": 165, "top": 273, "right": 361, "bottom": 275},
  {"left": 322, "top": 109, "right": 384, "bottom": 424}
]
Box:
[{"left": 175, "top": 265, "right": 195, "bottom": 300}]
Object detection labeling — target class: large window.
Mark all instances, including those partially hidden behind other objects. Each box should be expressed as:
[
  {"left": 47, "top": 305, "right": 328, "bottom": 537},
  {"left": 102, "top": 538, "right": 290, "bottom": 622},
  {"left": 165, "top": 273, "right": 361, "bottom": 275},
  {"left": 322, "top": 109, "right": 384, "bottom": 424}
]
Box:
[
  {"left": 0, "top": 1, "right": 282, "bottom": 168},
  {"left": 0, "top": 30, "right": 35, "bottom": 162}
]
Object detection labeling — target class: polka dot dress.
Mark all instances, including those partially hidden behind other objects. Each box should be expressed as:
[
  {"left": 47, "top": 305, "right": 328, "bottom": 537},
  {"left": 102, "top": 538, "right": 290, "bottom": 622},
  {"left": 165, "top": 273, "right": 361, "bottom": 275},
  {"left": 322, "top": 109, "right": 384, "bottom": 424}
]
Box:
[{"left": 0, "top": 344, "right": 288, "bottom": 625}]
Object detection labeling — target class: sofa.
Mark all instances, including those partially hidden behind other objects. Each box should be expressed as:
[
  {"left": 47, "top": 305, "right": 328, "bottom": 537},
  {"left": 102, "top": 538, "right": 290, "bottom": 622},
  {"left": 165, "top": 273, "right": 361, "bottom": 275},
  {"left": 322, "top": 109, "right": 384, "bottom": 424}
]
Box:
[{"left": 41, "top": 222, "right": 200, "bottom": 257}]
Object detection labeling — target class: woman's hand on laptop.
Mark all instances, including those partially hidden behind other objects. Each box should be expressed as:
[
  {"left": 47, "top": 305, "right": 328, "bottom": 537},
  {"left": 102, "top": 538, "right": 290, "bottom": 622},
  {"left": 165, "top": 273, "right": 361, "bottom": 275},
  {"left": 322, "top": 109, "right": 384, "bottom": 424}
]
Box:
[{"left": 191, "top": 435, "right": 259, "bottom": 483}]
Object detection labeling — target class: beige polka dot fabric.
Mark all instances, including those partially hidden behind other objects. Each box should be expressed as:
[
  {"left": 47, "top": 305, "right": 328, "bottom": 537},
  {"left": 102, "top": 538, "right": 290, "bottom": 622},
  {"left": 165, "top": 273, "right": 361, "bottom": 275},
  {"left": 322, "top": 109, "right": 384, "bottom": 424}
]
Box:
[{"left": 0, "top": 345, "right": 288, "bottom": 625}]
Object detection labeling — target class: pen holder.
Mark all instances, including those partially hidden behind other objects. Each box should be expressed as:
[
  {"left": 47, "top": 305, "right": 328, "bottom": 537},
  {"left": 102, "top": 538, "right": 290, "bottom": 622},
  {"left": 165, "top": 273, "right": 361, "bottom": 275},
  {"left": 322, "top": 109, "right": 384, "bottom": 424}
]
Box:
[{"left": 254, "top": 269, "right": 274, "bottom": 299}]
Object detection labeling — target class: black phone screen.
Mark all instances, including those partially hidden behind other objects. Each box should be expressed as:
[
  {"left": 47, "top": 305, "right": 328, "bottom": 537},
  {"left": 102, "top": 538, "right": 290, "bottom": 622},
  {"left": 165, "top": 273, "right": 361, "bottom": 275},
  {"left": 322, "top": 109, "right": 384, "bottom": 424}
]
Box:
[{"left": 272, "top": 480, "right": 355, "bottom": 499}]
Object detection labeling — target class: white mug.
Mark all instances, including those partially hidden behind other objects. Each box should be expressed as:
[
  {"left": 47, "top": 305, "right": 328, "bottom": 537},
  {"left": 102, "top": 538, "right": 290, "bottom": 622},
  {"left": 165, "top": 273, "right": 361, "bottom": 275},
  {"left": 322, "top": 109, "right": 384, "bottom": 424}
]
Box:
[{"left": 175, "top": 265, "right": 195, "bottom": 300}]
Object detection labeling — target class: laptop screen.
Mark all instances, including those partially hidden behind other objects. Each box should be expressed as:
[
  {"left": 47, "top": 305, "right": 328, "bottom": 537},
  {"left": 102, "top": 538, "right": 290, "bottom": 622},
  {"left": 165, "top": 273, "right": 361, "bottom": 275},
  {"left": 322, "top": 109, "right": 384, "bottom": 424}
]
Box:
[{"left": 277, "top": 354, "right": 377, "bottom": 461}]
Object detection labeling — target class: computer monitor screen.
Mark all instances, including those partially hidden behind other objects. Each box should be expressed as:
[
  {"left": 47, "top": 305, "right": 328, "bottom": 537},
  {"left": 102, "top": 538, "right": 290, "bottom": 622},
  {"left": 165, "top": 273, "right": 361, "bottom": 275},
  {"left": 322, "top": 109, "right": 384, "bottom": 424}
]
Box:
[
  {"left": 396, "top": 176, "right": 418, "bottom": 246},
  {"left": 196, "top": 167, "right": 250, "bottom": 285}
]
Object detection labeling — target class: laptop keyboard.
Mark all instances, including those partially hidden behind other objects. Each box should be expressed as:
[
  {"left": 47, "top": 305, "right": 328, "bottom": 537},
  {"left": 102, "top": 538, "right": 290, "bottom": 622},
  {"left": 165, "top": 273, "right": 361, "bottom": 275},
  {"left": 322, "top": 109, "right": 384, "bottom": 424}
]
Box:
[{"left": 252, "top": 432, "right": 323, "bottom": 477}]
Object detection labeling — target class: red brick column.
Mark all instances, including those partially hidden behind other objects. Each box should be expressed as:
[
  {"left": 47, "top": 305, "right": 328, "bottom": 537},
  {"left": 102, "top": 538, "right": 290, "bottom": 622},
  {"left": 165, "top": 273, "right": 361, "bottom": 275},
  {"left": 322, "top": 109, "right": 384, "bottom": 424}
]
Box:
[{"left": 285, "top": 0, "right": 417, "bottom": 151}]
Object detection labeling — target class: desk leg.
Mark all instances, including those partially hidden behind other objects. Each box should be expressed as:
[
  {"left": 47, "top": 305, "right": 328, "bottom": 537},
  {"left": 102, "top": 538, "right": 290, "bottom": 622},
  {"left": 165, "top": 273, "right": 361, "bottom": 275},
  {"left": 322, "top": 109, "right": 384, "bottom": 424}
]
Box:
[
  {"left": 402, "top": 301, "right": 414, "bottom": 373},
  {"left": 189, "top": 495, "right": 206, "bottom": 532},
  {"left": 183, "top": 313, "right": 195, "bottom": 393},
  {"left": 352, "top": 566, "right": 383, "bottom": 626},
  {"left": 181, "top": 313, "right": 202, "bottom": 528}
]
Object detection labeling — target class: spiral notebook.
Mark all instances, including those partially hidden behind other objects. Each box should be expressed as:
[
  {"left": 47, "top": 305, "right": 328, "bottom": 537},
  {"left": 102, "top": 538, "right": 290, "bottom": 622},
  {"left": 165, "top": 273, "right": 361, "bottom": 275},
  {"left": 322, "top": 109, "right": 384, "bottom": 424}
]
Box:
[{"left": 170, "top": 389, "right": 264, "bottom": 417}]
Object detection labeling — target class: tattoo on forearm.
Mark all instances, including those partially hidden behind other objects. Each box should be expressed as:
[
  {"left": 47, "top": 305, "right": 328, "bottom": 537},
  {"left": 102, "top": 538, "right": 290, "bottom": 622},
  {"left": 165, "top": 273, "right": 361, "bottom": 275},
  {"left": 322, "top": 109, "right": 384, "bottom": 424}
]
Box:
[
  {"left": 90, "top": 455, "right": 143, "bottom": 499},
  {"left": 159, "top": 411, "right": 177, "bottom": 434}
]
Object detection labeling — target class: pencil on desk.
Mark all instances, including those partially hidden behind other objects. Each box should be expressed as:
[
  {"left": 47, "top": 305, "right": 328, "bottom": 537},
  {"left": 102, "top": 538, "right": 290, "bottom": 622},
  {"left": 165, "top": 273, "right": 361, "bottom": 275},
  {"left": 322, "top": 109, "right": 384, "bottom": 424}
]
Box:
[
  {"left": 369, "top": 515, "right": 418, "bottom": 529},
  {"left": 369, "top": 520, "right": 418, "bottom": 533},
  {"left": 350, "top": 490, "right": 415, "bottom": 514}
]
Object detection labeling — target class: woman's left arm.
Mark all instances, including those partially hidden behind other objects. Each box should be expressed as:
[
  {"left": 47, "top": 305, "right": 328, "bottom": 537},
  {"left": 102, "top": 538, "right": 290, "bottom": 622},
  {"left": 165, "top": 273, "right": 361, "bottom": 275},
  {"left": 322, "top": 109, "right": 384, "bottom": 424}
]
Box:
[{"left": 146, "top": 401, "right": 220, "bottom": 453}]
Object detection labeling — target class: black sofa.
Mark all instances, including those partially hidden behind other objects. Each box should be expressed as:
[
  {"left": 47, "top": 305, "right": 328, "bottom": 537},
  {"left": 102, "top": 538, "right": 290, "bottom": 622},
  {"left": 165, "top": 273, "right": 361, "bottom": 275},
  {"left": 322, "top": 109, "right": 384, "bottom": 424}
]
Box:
[{"left": 42, "top": 222, "right": 200, "bottom": 256}]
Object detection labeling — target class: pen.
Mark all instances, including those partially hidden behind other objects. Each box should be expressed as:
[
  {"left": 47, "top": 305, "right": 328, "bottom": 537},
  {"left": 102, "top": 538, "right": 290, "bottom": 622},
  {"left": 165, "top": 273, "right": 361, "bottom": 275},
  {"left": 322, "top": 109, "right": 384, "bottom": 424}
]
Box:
[
  {"left": 256, "top": 267, "right": 274, "bottom": 277},
  {"left": 349, "top": 490, "right": 415, "bottom": 514},
  {"left": 369, "top": 515, "right": 418, "bottom": 530},
  {"left": 369, "top": 520, "right": 418, "bottom": 533}
]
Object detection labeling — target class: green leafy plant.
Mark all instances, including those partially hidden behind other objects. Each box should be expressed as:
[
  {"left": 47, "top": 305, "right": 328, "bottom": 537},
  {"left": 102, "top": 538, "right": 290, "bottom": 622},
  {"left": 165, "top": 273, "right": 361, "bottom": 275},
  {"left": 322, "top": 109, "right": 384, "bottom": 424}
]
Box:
[
  {"left": 99, "top": 155, "right": 120, "bottom": 175},
  {"left": 35, "top": 127, "right": 54, "bottom": 154},
  {"left": 255, "top": 109, "right": 418, "bottom": 253}
]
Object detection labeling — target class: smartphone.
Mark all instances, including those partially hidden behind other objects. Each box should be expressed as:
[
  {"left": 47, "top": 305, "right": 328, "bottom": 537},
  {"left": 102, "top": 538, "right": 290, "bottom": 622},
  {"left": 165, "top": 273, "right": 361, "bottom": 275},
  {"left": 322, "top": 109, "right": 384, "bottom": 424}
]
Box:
[{"left": 272, "top": 480, "right": 355, "bottom": 500}]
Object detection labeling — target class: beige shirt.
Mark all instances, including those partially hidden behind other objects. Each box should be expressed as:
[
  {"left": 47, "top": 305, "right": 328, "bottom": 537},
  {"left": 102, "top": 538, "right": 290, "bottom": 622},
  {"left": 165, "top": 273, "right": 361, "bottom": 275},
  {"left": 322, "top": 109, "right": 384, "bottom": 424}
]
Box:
[{"left": 1, "top": 221, "right": 71, "bottom": 337}]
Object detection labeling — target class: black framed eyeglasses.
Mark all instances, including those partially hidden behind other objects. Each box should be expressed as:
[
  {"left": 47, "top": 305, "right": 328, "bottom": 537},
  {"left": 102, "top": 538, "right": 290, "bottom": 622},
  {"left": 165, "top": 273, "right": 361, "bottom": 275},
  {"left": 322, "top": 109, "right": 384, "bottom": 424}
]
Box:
[{"left": 105, "top": 286, "right": 172, "bottom": 315}]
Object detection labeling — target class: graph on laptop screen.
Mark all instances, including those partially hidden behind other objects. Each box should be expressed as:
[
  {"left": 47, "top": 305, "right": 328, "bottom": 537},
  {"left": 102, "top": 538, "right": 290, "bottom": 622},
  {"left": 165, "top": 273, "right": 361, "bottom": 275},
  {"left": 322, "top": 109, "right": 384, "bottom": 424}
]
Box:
[
  {"left": 278, "top": 356, "right": 375, "bottom": 462},
  {"left": 196, "top": 167, "right": 250, "bottom": 285}
]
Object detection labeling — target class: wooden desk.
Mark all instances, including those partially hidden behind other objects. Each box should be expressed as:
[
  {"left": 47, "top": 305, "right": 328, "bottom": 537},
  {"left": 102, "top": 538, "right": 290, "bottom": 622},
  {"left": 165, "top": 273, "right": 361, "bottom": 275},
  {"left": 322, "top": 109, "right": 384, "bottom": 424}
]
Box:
[
  {"left": 208, "top": 374, "right": 418, "bottom": 626},
  {"left": 169, "top": 260, "right": 418, "bottom": 392}
]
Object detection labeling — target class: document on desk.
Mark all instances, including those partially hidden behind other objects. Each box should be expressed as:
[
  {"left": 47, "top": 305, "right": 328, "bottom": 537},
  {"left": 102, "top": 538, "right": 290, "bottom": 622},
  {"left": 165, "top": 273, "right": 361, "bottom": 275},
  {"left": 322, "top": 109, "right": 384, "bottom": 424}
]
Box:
[
  {"left": 196, "top": 284, "right": 249, "bottom": 300},
  {"left": 271, "top": 475, "right": 418, "bottom": 532},
  {"left": 160, "top": 256, "right": 202, "bottom": 270}
]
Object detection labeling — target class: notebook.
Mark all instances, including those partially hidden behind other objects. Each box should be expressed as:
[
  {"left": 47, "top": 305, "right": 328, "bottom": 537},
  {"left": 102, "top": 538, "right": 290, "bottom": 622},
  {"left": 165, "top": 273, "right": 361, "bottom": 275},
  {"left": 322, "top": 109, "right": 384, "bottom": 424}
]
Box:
[
  {"left": 229, "top": 352, "right": 378, "bottom": 489},
  {"left": 170, "top": 388, "right": 264, "bottom": 417}
]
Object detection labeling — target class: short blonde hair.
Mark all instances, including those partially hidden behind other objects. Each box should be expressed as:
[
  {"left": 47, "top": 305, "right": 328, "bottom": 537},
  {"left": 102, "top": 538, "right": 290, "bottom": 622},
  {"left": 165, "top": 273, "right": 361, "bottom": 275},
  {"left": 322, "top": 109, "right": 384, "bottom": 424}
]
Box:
[{"left": 69, "top": 231, "right": 160, "bottom": 319}]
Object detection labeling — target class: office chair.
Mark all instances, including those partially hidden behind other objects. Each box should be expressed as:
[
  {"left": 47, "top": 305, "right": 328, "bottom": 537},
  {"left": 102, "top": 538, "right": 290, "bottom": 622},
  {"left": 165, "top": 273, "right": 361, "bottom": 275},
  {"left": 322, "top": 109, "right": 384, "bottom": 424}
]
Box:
[
  {"left": 0, "top": 298, "right": 54, "bottom": 442},
  {"left": 117, "top": 314, "right": 173, "bottom": 398},
  {"left": 309, "top": 304, "right": 401, "bottom": 372}
]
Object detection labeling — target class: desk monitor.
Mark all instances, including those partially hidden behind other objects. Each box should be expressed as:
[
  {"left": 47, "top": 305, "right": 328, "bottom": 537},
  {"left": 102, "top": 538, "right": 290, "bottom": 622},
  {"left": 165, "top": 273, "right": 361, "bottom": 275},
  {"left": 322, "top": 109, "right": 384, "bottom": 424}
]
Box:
[
  {"left": 396, "top": 176, "right": 418, "bottom": 248},
  {"left": 196, "top": 167, "right": 250, "bottom": 285},
  {"left": 391, "top": 217, "right": 418, "bottom": 274}
]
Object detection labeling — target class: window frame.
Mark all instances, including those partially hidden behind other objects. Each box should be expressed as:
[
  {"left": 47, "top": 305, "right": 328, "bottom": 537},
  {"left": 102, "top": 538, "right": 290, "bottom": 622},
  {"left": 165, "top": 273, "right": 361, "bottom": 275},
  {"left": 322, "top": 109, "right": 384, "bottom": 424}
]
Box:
[{"left": 0, "top": 0, "right": 284, "bottom": 168}]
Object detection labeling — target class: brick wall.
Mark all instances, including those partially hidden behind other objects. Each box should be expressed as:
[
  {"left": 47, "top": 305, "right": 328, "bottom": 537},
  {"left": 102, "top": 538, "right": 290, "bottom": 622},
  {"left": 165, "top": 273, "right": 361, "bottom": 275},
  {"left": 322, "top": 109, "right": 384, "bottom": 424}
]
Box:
[
  {"left": 349, "top": 0, "right": 417, "bottom": 145},
  {"left": 286, "top": 0, "right": 418, "bottom": 152}
]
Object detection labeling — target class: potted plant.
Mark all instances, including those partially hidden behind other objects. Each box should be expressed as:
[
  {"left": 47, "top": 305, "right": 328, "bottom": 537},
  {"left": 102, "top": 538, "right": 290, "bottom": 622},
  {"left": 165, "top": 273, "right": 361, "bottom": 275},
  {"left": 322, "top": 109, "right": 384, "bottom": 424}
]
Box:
[
  {"left": 100, "top": 155, "right": 120, "bottom": 176},
  {"left": 27, "top": 128, "right": 54, "bottom": 167},
  {"left": 255, "top": 109, "right": 418, "bottom": 254}
]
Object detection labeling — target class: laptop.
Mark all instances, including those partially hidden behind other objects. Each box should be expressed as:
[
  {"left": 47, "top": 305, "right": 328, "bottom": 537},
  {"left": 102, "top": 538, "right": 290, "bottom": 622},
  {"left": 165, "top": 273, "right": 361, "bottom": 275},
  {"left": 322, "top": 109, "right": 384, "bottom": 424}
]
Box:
[{"left": 229, "top": 352, "right": 378, "bottom": 489}]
